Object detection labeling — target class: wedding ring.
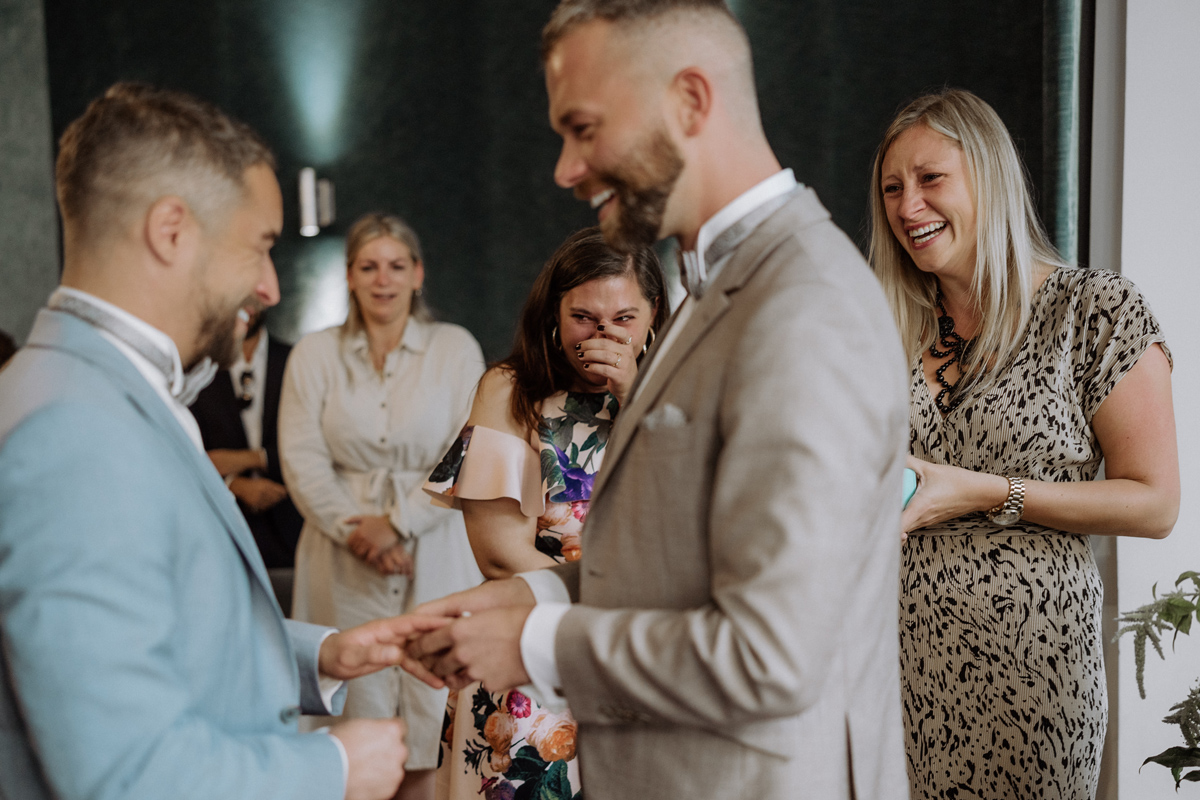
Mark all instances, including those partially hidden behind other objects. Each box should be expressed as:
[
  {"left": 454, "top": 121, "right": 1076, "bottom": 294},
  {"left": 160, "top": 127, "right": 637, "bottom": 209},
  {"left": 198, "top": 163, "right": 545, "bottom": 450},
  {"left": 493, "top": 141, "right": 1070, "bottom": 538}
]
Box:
[
  {"left": 615, "top": 355, "right": 621, "bottom": 367},
  {"left": 625, "top": 336, "right": 632, "bottom": 344}
]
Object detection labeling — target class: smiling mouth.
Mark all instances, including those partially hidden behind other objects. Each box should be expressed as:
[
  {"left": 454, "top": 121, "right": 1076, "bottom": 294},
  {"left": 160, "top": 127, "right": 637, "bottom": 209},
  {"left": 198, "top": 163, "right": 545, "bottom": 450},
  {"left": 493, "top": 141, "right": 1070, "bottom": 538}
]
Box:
[
  {"left": 589, "top": 188, "right": 615, "bottom": 209},
  {"left": 909, "top": 222, "right": 947, "bottom": 245}
]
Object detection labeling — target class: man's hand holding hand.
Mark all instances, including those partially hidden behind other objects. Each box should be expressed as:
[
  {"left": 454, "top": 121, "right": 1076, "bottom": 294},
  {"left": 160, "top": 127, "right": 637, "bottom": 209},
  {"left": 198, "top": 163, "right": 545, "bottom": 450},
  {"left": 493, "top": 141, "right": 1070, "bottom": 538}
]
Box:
[
  {"left": 412, "top": 576, "right": 536, "bottom": 619},
  {"left": 320, "top": 615, "right": 450, "bottom": 688},
  {"left": 406, "top": 605, "right": 533, "bottom": 693},
  {"left": 330, "top": 718, "right": 408, "bottom": 800}
]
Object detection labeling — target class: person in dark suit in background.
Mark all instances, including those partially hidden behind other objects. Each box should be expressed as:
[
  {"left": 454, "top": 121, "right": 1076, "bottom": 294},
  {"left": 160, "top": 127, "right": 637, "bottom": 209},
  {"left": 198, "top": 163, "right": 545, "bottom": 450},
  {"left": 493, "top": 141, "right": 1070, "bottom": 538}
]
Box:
[{"left": 191, "top": 307, "right": 304, "bottom": 592}]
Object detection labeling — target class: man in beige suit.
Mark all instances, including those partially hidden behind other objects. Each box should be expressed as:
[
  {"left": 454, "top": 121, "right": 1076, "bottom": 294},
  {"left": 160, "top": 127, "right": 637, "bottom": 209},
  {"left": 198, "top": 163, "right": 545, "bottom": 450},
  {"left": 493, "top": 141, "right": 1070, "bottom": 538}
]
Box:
[{"left": 409, "top": 2, "right": 910, "bottom": 798}]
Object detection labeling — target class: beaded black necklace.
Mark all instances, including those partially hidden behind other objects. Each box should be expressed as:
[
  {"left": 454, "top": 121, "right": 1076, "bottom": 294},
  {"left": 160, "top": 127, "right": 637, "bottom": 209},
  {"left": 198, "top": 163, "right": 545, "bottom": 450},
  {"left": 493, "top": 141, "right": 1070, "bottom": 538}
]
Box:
[{"left": 929, "top": 293, "right": 974, "bottom": 413}]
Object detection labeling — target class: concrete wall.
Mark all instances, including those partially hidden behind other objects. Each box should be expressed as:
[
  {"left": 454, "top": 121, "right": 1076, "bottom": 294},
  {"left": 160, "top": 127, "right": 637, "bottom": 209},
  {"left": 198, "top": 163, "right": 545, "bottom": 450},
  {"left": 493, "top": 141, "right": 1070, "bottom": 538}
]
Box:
[
  {"left": 1112, "top": 1, "right": 1200, "bottom": 796},
  {"left": 0, "top": 0, "right": 59, "bottom": 345}
]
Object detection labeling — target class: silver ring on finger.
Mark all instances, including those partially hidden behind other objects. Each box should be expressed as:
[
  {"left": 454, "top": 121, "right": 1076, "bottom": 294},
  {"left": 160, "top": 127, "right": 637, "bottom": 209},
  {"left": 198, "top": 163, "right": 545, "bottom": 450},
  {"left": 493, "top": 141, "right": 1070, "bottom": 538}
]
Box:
[{"left": 615, "top": 354, "right": 621, "bottom": 368}]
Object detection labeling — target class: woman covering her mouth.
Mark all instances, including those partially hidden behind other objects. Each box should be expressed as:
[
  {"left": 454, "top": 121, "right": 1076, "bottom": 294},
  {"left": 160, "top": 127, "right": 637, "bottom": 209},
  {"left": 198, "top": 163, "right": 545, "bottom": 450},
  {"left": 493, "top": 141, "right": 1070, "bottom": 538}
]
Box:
[{"left": 423, "top": 227, "right": 667, "bottom": 800}]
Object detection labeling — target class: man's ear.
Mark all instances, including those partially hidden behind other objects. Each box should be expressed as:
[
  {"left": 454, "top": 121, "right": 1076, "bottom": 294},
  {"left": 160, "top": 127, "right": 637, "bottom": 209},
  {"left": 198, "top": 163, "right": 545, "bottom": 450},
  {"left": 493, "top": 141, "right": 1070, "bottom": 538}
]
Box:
[
  {"left": 670, "top": 67, "right": 714, "bottom": 137},
  {"left": 144, "top": 195, "right": 197, "bottom": 266}
]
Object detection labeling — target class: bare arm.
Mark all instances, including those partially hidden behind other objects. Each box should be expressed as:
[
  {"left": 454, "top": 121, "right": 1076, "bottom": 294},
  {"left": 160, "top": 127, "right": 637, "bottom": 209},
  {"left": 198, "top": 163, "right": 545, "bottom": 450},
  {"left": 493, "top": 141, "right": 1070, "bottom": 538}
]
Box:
[
  {"left": 207, "top": 448, "right": 266, "bottom": 478},
  {"left": 462, "top": 498, "right": 554, "bottom": 579},
  {"left": 459, "top": 367, "right": 555, "bottom": 580},
  {"left": 903, "top": 343, "right": 1179, "bottom": 538}
]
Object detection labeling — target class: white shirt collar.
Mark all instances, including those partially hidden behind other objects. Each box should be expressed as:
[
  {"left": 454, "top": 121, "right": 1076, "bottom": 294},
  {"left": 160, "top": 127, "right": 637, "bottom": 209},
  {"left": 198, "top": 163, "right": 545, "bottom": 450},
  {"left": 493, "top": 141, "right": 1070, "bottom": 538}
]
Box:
[
  {"left": 54, "top": 286, "right": 187, "bottom": 395},
  {"left": 694, "top": 168, "right": 798, "bottom": 270},
  {"left": 232, "top": 328, "right": 269, "bottom": 379},
  {"left": 51, "top": 287, "right": 204, "bottom": 452}
]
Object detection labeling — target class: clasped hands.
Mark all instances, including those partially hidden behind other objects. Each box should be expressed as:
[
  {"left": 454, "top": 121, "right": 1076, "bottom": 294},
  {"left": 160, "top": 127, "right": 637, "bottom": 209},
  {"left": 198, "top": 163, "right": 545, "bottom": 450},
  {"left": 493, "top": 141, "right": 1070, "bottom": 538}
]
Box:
[
  {"left": 346, "top": 515, "right": 414, "bottom": 576},
  {"left": 394, "top": 578, "right": 538, "bottom": 693},
  {"left": 317, "top": 583, "right": 536, "bottom": 800}
]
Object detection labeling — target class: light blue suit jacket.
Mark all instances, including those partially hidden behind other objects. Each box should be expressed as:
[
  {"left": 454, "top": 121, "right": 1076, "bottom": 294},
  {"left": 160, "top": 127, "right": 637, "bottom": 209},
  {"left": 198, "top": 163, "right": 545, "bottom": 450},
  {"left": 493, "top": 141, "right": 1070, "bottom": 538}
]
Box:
[{"left": 0, "top": 309, "right": 348, "bottom": 800}]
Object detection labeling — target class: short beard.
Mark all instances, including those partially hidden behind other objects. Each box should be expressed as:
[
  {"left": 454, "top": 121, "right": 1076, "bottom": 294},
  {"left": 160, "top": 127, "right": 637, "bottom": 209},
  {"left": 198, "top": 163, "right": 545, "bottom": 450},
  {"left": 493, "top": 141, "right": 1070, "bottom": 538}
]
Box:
[
  {"left": 598, "top": 127, "right": 684, "bottom": 254},
  {"left": 191, "top": 296, "right": 258, "bottom": 370}
]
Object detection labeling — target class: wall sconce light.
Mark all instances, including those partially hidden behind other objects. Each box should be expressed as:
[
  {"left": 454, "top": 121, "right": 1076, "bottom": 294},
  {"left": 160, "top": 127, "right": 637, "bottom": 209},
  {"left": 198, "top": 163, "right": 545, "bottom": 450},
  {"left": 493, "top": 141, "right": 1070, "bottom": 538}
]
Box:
[{"left": 299, "top": 167, "right": 336, "bottom": 237}]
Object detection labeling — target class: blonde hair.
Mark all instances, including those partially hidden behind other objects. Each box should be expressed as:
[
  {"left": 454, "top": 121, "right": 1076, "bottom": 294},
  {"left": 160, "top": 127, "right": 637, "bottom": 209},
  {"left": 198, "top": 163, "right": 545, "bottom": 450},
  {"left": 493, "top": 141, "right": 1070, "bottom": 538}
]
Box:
[
  {"left": 342, "top": 212, "right": 432, "bottom": 337},
  {"left": 868, "top": 88, "right": 1067, "bottom": 390}
]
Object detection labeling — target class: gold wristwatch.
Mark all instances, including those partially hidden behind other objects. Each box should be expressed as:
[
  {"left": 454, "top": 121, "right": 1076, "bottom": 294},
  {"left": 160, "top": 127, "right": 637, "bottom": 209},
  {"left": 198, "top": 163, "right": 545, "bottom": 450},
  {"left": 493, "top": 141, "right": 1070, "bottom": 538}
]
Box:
[{"left": 987, "top": 477, "right": 1025, "bottom": 526}]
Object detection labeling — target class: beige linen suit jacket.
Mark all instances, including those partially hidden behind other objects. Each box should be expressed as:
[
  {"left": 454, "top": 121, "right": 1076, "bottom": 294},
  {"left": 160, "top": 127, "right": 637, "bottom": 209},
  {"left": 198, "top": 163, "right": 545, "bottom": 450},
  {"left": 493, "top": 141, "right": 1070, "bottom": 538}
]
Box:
[{"left": 549, "top": 188, "right": 910, "bottom": 800}]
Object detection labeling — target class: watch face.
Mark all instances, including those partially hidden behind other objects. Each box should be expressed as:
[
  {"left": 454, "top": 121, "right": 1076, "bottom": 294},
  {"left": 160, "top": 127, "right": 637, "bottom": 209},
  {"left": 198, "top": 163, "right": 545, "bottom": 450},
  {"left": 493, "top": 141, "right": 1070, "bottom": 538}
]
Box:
[{"left": 991, "top": 509, "right": 1021, "bottom": 526}]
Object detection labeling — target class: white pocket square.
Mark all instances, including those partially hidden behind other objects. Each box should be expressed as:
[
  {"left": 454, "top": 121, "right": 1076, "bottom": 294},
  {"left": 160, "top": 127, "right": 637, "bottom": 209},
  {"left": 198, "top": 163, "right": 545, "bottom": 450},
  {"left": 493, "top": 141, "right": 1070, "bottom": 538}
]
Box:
[{"left": 642, "top": 403, "right": 688, "bottom": 431}]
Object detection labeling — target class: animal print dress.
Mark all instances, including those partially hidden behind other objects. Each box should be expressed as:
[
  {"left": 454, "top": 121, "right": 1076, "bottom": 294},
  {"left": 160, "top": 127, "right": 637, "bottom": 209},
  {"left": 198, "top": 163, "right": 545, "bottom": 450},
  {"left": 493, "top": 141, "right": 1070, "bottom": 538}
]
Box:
[{"left": 901, "top": 267, "right": 1169, "bottom": 799}]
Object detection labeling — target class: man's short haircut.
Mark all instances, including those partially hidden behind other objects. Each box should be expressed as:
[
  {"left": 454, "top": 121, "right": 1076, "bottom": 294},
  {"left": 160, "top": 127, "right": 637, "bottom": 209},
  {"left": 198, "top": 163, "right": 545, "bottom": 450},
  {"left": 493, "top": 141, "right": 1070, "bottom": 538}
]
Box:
[
  {"left": 542, "top": 0, "right": 742, "bottom": 63},
  {"left": 56, "top": 82, "right": 275, "bottom": 239}
]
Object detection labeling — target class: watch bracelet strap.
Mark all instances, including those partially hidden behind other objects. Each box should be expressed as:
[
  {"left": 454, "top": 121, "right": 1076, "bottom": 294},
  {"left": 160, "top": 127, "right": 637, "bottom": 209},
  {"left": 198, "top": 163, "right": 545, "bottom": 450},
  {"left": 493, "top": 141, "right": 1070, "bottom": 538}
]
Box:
[{"left": 988, "top": 476, "right": 1026, "bottom": 516}]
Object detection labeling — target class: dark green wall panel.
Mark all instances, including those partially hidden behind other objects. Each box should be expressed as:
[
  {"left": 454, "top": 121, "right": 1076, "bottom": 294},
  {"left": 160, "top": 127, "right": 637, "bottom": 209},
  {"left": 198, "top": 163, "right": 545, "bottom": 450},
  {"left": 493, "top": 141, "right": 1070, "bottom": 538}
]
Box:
[
  {"left": 43, "top": 0, "right": 1049, "bottom": 358},
  {"left": 0, "top": 0, "right": 59, "bottom": 345}
]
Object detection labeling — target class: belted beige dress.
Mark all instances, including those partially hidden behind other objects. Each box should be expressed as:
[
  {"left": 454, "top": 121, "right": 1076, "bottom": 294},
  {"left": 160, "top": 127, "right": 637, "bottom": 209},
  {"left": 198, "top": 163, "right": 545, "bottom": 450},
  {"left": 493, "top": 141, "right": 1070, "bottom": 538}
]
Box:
[{"left": 279, "top": 319, "right": 485, "bottom": 769}]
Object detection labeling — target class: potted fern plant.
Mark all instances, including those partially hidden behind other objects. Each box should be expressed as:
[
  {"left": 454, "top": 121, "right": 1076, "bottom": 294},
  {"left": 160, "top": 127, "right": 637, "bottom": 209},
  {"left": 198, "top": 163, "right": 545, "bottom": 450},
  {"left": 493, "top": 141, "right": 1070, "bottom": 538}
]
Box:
[{"left": 1116, "top": 570, "right": 1200, "bottom": 790}]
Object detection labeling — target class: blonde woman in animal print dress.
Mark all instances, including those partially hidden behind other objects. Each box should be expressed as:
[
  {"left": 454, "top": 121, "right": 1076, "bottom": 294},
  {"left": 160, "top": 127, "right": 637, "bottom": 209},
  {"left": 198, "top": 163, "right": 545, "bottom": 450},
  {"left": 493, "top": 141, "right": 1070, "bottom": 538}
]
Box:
[
  {"left": 422, "top": 228, "right": 666, "bottom": 800},
  {"left": 869, "top": 89, "right": 1179, "bottom": 799}
]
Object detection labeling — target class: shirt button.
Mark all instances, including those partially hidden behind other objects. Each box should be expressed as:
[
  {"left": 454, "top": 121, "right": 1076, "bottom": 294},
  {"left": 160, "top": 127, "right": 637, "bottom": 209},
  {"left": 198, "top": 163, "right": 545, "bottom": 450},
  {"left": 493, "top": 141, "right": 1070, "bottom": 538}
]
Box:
[
  {"left": 381, "top": 402, "right": 386, "bottom": 408},
  {"left": 279, "top": 705, "right": 301, "bottom": 724},
  {"left": 379, "top": 437, "right": 385, "bottom": 444}
]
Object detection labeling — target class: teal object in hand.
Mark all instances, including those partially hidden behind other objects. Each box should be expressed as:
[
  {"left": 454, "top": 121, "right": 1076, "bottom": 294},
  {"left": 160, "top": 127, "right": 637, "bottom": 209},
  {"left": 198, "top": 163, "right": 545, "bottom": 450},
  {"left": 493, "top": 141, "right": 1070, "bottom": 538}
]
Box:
[{"left": 902, "top": 468, "right": 918, "bottom": 509}]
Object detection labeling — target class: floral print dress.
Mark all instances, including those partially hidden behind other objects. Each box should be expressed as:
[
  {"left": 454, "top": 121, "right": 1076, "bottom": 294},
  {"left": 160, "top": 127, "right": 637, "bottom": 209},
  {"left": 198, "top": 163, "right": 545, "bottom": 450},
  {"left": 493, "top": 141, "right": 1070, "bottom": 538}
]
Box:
[{"left": 425, "top": 390, "right": 618, "bottom": 800}]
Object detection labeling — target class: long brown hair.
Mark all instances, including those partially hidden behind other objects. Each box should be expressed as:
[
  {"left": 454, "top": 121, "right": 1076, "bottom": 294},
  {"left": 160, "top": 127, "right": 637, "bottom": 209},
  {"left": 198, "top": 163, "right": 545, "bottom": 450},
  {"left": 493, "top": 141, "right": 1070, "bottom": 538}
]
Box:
[{"left": 500, "top": 227, "right": 668, "bottom": 433}]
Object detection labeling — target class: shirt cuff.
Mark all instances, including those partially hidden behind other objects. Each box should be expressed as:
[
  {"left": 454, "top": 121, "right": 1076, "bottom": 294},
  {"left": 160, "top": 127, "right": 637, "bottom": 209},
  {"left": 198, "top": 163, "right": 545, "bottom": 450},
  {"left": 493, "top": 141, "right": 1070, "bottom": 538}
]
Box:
[
  {"left": 320, "top": 730, "right": 350, "bottom": 796},
  {"left": 516, "top": 569, "right": 571, "bottom": 605},
  {"left": 316, "top": 629, "right": 345, "bottom": 714},
  {"left": 517, "top": 600, "right": 571, "bottom": 712}
]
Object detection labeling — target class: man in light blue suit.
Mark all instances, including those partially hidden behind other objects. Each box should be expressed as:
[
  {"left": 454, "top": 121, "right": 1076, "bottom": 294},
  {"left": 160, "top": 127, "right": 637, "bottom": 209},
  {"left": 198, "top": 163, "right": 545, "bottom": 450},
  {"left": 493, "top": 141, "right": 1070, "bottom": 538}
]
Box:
[{"left": 0, "top": 84, "right": 444, "bottom": 800}]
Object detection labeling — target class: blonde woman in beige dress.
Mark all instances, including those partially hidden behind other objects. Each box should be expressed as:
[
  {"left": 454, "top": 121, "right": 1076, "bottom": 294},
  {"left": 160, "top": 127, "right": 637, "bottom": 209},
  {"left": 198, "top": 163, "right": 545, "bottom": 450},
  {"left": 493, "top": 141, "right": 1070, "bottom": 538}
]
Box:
[
  {"left": 869, "top": 89, "right": 1179, "bottom": 799},
  {"left": 280, "top": 213, "right": 484, "bottom": 800}
]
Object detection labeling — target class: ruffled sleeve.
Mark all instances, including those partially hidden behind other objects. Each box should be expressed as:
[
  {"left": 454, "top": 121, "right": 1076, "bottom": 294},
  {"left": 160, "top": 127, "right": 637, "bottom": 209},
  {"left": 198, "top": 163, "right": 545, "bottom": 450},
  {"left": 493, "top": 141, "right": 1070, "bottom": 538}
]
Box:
[{"left": 424, "top": 425, "right": 545, "bottom": 517}]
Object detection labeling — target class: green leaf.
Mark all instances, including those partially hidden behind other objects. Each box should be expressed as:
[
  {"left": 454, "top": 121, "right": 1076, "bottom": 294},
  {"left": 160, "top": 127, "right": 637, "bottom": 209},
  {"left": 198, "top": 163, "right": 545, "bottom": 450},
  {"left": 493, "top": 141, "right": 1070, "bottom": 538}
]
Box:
[
  {"left": 470, "top": 686, "right": 499, "bottom": 732},
  {"left": 506, "top": 745, "right": 548, "bottom": 784},
  {"left": 514, "top": 777, "right": 541, "bottom": 800},
  {"left": 1162, "top": 597, "right": 1196, "bottom": 625},
  {"left": 1142, "top": 745, "right": 1200, "bottom": 770},
  {"left": 535, "top": 760, "right": 572, "bottom": 800},
  {"left": 1182, "top": 769, "right": 1200, "bottom": 783},
  {"left": 540, "top": 448, "right": 560, "bottom": 481},
  {"left": 581, "top": 431, "right": 599, "bottom": 453},
  {"left": 535, "top": 533, "right": 564, "bottom": 560},
  {"left": 1176, "top": 571, "right": 1200, "bottom": 591}
]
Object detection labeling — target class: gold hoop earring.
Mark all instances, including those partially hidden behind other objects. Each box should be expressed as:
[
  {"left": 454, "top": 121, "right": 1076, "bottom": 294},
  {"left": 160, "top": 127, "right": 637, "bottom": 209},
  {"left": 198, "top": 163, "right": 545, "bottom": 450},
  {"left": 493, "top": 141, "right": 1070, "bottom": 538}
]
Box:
[
  {"left": 642, "top": 326, "right": 656, "bottom": 355},
  {"left": 552, "top": 325, "right": 562, "bottom": 351}
]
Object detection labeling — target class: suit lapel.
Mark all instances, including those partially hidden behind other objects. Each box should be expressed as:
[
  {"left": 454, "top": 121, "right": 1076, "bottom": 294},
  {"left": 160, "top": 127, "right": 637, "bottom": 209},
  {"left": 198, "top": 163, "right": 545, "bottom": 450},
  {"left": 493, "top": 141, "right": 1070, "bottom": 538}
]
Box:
[
  {"left": 34, "top": 311, "right": 276, "bottom": 599},
  {"left": 595, "top": 194, "right": 809, "bottom": 499}
]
